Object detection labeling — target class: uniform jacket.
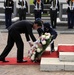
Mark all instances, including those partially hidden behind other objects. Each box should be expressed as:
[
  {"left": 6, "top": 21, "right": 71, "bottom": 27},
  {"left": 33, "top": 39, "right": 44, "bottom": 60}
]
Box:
[
  {"left": 18, "top": 0, "right": 28, "bottom": 12},
  {"left": 67, "top": 0, "right": 74, "bottom": 13},
  {"left": 4, "top": 0, "right": 14, "bottom": 13},
  {"left": 33, "top": 0, "right": 44, "bottom": 11},
  {"left": 49, "top": 0, "right": 59, "bottom": 11}
]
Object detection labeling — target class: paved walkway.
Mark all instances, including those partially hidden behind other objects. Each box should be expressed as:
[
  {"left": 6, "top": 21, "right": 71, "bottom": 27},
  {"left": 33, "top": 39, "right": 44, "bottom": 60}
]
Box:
[{"left": 0, "top": 31, "right": 74, "bottom": 75}]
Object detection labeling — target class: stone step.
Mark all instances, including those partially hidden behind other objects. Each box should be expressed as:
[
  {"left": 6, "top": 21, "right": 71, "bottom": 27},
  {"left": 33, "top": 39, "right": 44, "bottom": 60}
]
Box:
[
  {"left": 40, "top": 58, "right": 74, "bottom": 71},
  {"left": 64, "top": 62, "right": 74, "bottom": 71},
  {"left": 40, "top": 58, "right": 64, "bottom": 71},
  {"left": 0, "top": 14, "right": 5, "bottom": 19},
  {"left": 59, "top": 52, "right": 74, "bottom": 62}
]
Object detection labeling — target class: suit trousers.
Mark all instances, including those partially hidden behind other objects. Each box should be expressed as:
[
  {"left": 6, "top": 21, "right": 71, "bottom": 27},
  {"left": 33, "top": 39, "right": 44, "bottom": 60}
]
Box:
[{"left": 0, "top": 29, "right": 24, "bottom": 61}]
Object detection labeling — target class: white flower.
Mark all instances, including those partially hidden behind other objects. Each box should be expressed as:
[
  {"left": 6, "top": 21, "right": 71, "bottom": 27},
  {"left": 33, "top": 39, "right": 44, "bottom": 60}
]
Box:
[
  {"left": 45, "top": 35, "right": 50, "bottom": 40},
  {"left": 45, "top": 33, "right": 51, "bottom": 36},
  {"left": 33, "top": 52, "right": 36, "bottom": 55},
  {"left": 48, "top": 33, "right": 51, "bottom": 37},
  {"left": 35, "top": 44, "right": 38, "bottom": 48},
  {"left": 33, "top": 44, "right": 38, "bottom": 49},
  {"left": 37, "top": 48, "right": 41, "bottom": 53},
  {"left": 45, "top": 33, "right": 49, "bottom": 35},
  {"left": 31, "top": 54, "right": 35, "bottom": 60},
  {"left": 28, "top": 50, "right": 32, "bottom": 56},
  {"left": 41, "top": 35, "right": 46, "bottom": 39},
  {"left": 42, "top": 40, "right": 46, "bottom": 45}
]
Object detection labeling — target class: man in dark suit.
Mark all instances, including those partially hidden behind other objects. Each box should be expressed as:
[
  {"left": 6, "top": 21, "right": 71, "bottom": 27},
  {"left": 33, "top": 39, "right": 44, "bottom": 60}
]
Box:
[
  {"left": 4, "top": 0, "right": 14, "bottom": 29},
  {"left": 0, "top": 20, "right": 37, "bottom": 63},
  {"left": 50, "top": 0, "right": 59, "bottom": 28},
  {"left": 67, "top": 0, "right": 74, "bottom": 29},
  {"left": 18, "top": 0, "right": 28, "bottom": 20},
  {"left": 33, "top": 19, "right": 57, "bottom": 52},
  {"left": 33, "top": 0, "right": 44, "bottom": 20}
]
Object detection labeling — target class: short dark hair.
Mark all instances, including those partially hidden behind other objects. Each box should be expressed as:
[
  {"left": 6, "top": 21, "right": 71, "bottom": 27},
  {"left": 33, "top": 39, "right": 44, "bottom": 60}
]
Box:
[{"left": 34, "top": 20, "right": 42, "bottom": 26}]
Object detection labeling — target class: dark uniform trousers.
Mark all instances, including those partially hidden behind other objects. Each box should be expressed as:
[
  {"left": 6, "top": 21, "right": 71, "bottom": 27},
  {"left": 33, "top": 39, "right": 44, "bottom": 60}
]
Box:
[
  {"left": 34, "top": 10, "right": 41, "bottom": 20},
  {"left": 5, "top": 12, "right": 12, "bottom": 28},
  {"left": 4, "top": 1, "right": 14, "bottom": 28},
  {"left": 67, "top": 7, "right": 74, "bottom": 29},
  {"left": 18, "top": 8, "right": 26, "bottom": 20},
  {"left": 50, "top": 9, "right": 57, "bottom": 28}
]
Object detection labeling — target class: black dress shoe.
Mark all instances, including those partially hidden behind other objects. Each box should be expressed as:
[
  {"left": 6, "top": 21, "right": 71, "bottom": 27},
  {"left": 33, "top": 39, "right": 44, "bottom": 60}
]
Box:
[
  {"left": 0, "top": 59, "right": 9, "bottom": 62},
  {"left": 17, "top": 60, "right": 27, "bottom": 63}
]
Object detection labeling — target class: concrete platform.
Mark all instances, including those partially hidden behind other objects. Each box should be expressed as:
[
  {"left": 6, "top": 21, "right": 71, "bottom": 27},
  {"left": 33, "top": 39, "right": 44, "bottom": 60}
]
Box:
[
  {"left": 59, "top": 52, "right": 74, "bottom": 62},
  {"left": 40, "top": 58, "right": 74, "bottom": 71},
  {"left": 65, "top": 62, "right": 74, "bottom": 71},
  {"left": 40, "top": 58, "right": 64, "bottom": 71}
]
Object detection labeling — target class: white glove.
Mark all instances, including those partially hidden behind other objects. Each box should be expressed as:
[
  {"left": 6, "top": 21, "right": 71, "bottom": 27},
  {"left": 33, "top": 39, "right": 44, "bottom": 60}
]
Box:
[{"left": 41, "top": 12, "right": 43, "bottom": 14}]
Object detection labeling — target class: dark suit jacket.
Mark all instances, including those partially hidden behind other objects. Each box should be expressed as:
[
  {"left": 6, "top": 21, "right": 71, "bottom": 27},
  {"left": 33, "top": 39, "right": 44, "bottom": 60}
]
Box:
[
  {"left": 37, "top": 22, "right": 57, "bottom": 39},
  {"left": 8, "top": 20, "right": 36, "bottom": 42}
]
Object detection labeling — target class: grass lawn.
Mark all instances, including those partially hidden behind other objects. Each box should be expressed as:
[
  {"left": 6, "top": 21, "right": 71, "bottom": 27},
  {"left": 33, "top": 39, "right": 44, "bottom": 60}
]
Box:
[{"left": 30, "top": 0, "right": 33, "bottom": 5}]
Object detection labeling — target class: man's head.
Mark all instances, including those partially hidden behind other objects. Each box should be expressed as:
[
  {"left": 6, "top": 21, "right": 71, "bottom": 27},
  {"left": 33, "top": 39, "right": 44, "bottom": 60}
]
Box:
[{"left": 33, "top": 18, "right": 42, "bottom": 30}]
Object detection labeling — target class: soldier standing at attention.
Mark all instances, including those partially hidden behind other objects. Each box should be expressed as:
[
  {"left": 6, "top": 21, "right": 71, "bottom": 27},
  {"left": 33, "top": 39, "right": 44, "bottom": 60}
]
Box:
[
  {"left": 33, "top": 0, "right": 44, "bottom": 20},
  {"left": 50, "top": 0, "right": 59, "bottom": 29},
  {"left": 4, "top": 0, "right": 14, "bottom": 29},
  {"left": 67, "top": 0, "right": 74, "bottom": 29},
  {"left": 18, "top": 0, "right": 28, "bottom": 20}
]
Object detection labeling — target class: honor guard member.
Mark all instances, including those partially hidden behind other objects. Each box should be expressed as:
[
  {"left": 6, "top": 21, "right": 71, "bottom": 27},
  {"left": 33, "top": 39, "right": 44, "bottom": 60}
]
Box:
[
  {"left": 18, "top": 0, "right": 28, "bottom": 20},
  {"left": 67, "top": 0, "right": 74, "bottom": 29},
  {"left": 33, "top": 0, "right": 44, "bottom": 20},
  {"left": 4, "top": 0, "right": 14, "bottom": 29},
  {"left": 50, "top": 0, "right": 59, "bottom": 28}
]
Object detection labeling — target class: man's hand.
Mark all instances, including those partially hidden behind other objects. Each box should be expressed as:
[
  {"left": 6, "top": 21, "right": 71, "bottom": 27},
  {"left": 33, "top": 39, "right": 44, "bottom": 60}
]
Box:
[
  {"left": 28, "top": 41, "right": 33, "bottom": 47},
  {"left": 37, "top": 43, "right": 42, "bottom": 48},
  {"left": 29, "top": 42, "right": 33, "bottom": 47}
]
